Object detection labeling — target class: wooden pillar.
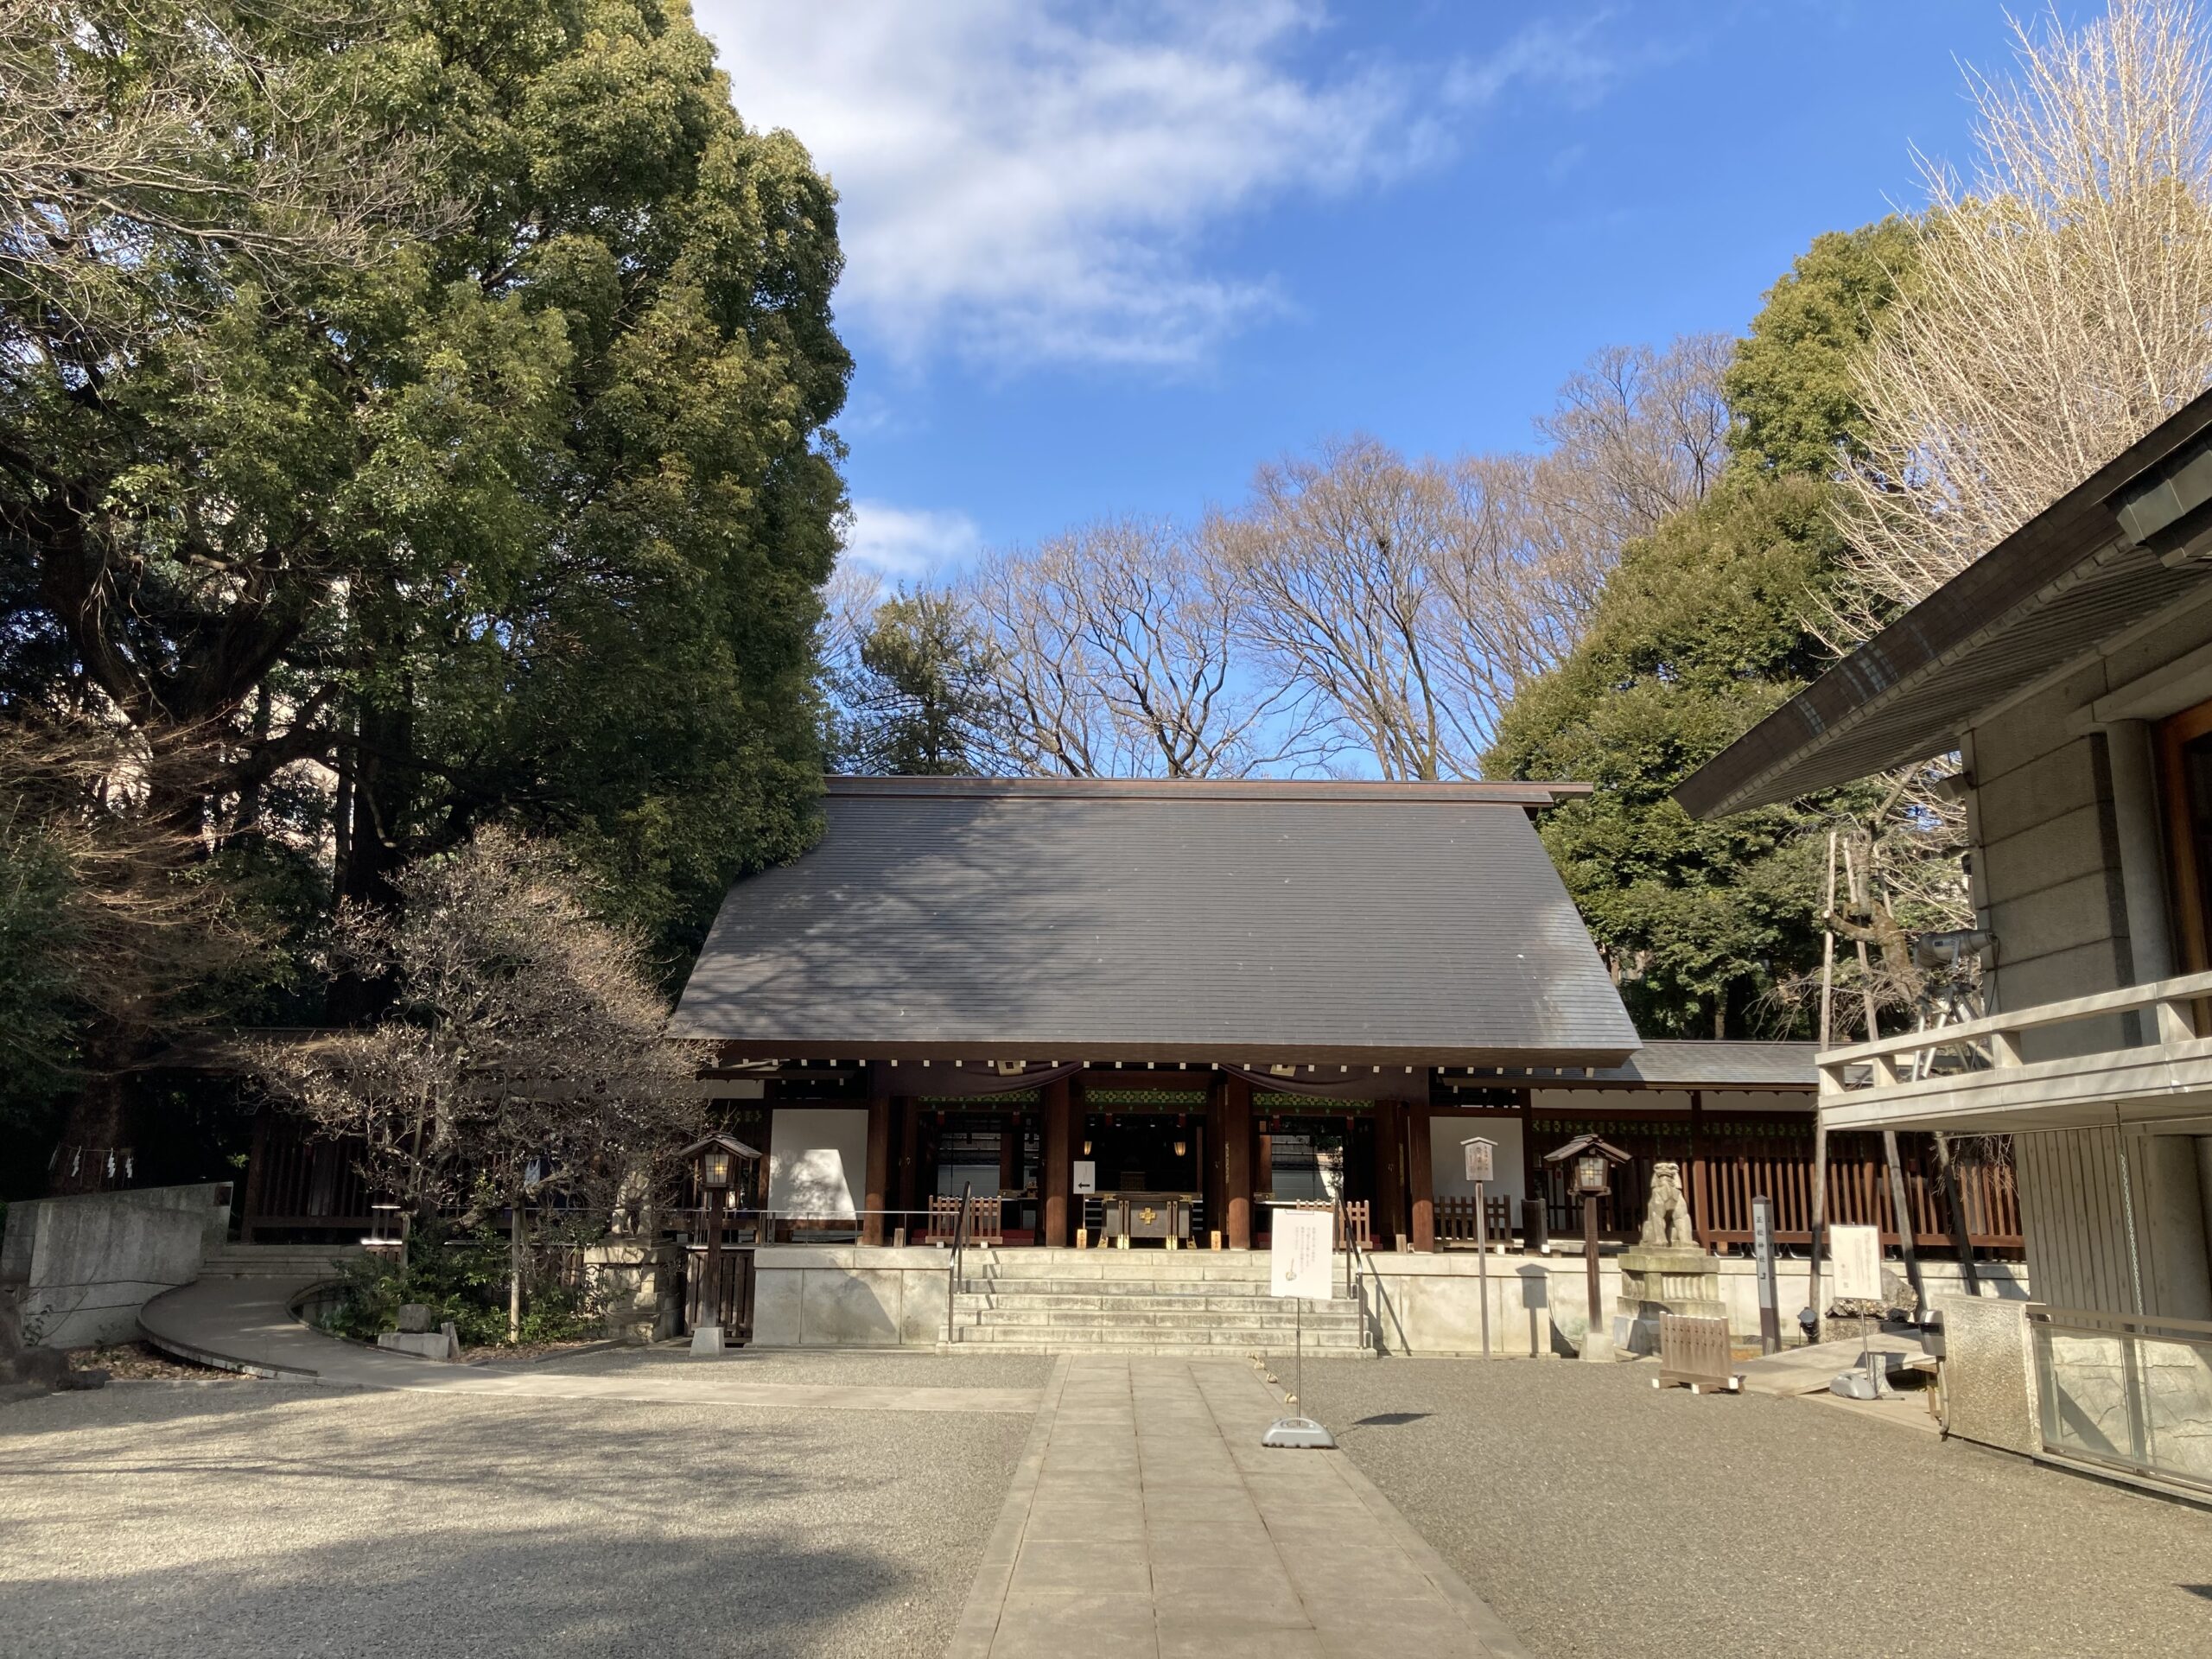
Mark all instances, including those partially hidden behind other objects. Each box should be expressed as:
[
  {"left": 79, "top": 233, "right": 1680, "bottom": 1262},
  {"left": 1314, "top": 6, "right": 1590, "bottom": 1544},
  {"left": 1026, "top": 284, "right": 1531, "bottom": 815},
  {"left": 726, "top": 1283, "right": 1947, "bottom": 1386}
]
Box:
[
  {"left": 239, "top": 1110, "right": 273, "bottom": 1244},
  {"left": 1221, "top": 1075, "right": 1254, "bottom": 1249},
  {"left": 1688, "top": 1089, "right": 1709, "bottom": 1249},
  {"left": 1407, "top": 1096, "right": 1436, "bottom": 1252},
  {"left": 1042, "top": 1077, "right": 1073, "bottom": 1246},
  {"left": 999, "top": 1111, "right": 1021, "bottom": 1197},
  {"left": 862, "top": 1096, "right": 892, "bottom": 1246},
  {"left": 1375, "top": 1097, "right": 1406, "bottom": 1245},
  {"left": 895, "top": 1096, "right": 919, "bottom": 1233}
]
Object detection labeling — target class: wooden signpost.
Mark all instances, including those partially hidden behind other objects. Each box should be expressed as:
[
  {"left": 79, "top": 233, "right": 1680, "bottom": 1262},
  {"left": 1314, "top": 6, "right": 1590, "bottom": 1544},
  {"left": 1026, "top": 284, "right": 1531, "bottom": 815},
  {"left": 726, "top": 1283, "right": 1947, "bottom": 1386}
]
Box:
[{"left": 1462, "top": 1136, "right": 1496, "bottom": 1359}]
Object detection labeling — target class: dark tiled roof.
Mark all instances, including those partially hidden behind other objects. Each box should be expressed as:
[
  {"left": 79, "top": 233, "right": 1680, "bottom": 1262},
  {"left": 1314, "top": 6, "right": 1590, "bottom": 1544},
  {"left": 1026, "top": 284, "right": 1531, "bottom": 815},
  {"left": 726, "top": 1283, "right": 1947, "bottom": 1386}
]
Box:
[
  {"left": 1452, "top": 1039, "right": 1817, "bottom": 1090},
  {"left": 1676, "top": 389, "right": 2212, "bottom": 819},
  {"left": 671, "top": 778, "right": 1639, "bottom": 1065}
]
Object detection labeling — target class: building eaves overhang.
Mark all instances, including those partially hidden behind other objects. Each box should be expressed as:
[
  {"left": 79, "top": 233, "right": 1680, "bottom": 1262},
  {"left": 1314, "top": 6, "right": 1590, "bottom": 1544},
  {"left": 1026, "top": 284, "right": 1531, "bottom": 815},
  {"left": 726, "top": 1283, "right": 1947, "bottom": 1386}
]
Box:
[{"left": 1675, "top": 390, "right": 2212, "bottom": 821}]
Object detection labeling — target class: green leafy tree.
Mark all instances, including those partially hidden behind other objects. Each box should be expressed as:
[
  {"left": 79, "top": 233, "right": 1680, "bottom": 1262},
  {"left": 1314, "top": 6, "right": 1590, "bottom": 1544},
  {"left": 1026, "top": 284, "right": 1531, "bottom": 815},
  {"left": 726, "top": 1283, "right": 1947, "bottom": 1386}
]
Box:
[
  {"left": 1489, "top": 220, "right": 1918, "bottom": 1036},
  {"left": 1488, "top": 477, "right": 1857, "bottom": 1035},
  {"left": 829, "top": 591, "right": 1004, "bottom": 775},
  {"left": 1725, "top": 219, "right": 1918, "bottom": 478},
  {"left": 2, "top": 1, "right": 849, "bottom": 1185}
]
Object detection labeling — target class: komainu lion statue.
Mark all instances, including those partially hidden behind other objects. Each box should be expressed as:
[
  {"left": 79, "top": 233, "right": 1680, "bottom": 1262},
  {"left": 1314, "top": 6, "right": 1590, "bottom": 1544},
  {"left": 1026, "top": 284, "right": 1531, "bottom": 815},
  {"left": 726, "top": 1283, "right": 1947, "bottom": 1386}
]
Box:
[{"left": 1639, "top": 1160, "right": 1697, "bottom": 1248}]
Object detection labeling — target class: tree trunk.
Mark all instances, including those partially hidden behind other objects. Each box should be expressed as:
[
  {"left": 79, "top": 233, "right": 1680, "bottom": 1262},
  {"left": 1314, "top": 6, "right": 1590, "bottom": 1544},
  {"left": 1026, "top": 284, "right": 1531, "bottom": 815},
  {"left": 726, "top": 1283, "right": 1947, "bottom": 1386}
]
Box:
[
  {"left": 45, "top": 1017, "right": 150, "bottom": 1196},
  {"left": 509, "top": 1195, "right": 526, "bottom": 1344}
]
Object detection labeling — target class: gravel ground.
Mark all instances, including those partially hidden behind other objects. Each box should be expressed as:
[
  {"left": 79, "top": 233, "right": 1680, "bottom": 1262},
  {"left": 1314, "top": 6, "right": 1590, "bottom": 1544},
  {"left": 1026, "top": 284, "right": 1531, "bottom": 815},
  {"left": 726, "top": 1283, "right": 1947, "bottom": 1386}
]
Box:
[
  {"left": 0, "top": 1376, "right": 1030, "bottom": 1658},
  {"left": 1298, "top": 1357, "right": 2212, "bottom": 1659},
  {"left": 529, "top": 1344, "right": 1057, "bottom": 1390}
]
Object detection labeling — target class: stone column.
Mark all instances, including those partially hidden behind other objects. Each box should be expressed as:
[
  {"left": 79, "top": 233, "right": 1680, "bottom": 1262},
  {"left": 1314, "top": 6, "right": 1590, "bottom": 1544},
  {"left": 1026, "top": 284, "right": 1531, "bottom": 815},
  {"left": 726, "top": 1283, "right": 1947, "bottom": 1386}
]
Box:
[
  {"left": 1042, "top": 1077, "right": 1073, "bottom": 1247},
  {"left": 1407, "top": 1097, "right": 1435, "bottom": 1252},
  {"left": 1221, "top": 1075, "right": 1254, "bottom": 1249}
]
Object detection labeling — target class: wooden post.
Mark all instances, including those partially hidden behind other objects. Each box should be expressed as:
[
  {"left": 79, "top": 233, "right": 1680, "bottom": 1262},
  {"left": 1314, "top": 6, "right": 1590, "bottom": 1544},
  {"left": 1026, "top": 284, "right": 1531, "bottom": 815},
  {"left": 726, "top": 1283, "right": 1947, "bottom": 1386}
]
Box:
[
  {"left": 1406, "top": 1097, "right": 1435, "bottom": 1252},
  {"left": 1041, "top": 1077, "right": 1072, "bottom": 1247},
  {"left": 1882, "top": 1128, "right": 1928, "bottom": 1314},
  {"left": 1374, "top": 1097, "right": 1405, "bottom": 1245},
  {"left": 1518, "top": 1089, "right": 1538, "bottom": 1248},
  {"left": 1221, "top": 1074, "right": 1254, "bottom": 1249},
  {"left": 1583, "top": 1193, "right": 1602, "bottom": 1350},
  {"left": 862, "top": 1096, "right": 892, "bottom": 1247},
  {"left": 239, "top": 1110, "right": 273, "bottom": 1244},
  {"left": 999, "top": 1111, "right": 1021, "bottom": 1197},
  {"left": 896, "top": 1096, "right": 920, "bottom": 1235},
  {"left": 1688, "top": 1089, "right": 1709, "bottom": 1247}
]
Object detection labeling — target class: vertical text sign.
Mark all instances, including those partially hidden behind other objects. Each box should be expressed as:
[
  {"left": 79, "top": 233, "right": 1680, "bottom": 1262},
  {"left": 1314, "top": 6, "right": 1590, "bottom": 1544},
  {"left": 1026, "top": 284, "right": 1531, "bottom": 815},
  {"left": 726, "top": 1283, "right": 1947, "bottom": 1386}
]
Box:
[
  {"left": 1462, "top": 1137, "right": 1495, "bottom": 1185},
  {"left": 1270, "top": 1207, "right": 1336, "bottom": 1302}
]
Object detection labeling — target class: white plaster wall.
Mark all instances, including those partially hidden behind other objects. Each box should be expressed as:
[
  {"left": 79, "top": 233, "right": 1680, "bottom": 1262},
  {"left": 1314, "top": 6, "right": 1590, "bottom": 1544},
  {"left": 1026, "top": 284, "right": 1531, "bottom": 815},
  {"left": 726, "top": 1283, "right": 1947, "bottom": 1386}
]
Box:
[
  {"left": 1430, "top": 1117, "right": 1524, "bottom": 1201},
  {"left": 767, "top": 1108, "right": 869, "bottom": 1220}
]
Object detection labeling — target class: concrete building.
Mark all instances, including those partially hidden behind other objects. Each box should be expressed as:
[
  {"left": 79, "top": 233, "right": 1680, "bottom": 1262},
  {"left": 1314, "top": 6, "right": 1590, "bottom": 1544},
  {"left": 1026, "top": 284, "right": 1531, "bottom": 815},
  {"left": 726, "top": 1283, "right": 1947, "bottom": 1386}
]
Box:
[{"left": 1680, "top": 388, "right": 2212, "bottom": 1501}]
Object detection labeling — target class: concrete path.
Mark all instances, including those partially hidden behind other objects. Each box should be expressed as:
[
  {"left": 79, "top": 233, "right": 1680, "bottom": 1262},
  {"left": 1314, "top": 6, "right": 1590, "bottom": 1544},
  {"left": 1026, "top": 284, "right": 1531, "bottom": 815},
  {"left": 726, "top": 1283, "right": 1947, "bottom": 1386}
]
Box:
[
  {"left": 950, "top": 1355, "right": 1528, "bottom": 1658},
  {"left": 136, "top": 1276, "right": 1039, "bottom": 1414},
  {"left": 1735, "top": 1326, "right": 1929, "bottom": 1396}
]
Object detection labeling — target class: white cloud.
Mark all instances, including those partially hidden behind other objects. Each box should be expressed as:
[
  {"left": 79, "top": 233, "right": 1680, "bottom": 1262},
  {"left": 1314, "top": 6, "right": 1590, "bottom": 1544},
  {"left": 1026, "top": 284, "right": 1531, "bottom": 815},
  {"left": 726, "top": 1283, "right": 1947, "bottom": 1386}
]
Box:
[
  {"left": 842, "top": 500, "right": 984, "bottom": 582},
  {"left": 1445, "top": 15, "right": 1632, "bottom": 111},
  {"left": 691, "top": 2, "right": 1427, "bottom": 371}
]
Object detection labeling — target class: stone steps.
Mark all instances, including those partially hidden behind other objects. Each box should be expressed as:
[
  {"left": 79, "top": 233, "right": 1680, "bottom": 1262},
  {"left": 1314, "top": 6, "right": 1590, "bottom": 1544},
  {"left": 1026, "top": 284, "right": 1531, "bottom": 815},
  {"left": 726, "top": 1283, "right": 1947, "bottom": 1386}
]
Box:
[
  {"left": 949, "top": 1324, "right": 1370, "bottom": 1354},
  {"left": 956, "top": 1289, "right": 1352, "bottom": 1314},
  {"left": 959, "top": 1306, "right": 1363, "bottom": 1332},
  {"left": 946, "top": 1254, "right": 1371, "bottom": 1354},
  {"left": 198, "top": 1244, "right": 366, "bottom": 1280}
]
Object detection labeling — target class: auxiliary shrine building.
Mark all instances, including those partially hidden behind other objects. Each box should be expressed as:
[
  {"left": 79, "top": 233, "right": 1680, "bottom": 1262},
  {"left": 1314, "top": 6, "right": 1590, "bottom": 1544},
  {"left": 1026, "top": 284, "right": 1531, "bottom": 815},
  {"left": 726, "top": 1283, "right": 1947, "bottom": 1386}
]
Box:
[{"left": 663, "top": 776, "right": 1932, "bottom": 1261}]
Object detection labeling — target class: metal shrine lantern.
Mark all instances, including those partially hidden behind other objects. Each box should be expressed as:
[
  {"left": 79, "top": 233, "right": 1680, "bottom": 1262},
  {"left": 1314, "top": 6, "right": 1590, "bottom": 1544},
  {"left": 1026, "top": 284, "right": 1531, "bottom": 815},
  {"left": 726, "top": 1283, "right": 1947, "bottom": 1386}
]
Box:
[
  {"left": 681, "top": 1132, "right": 760, "bottom": 1355},
  {"left": 1543, "top": 1133, "right": 1630, "bottom": 1360}
]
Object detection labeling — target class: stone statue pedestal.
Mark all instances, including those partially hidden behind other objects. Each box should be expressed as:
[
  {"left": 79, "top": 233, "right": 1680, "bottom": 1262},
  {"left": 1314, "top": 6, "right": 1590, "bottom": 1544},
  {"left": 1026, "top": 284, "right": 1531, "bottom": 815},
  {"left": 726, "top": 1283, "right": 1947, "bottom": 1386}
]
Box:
[{"left": 1611, "top": 1245, "right": 1726, "bottom": 1357}]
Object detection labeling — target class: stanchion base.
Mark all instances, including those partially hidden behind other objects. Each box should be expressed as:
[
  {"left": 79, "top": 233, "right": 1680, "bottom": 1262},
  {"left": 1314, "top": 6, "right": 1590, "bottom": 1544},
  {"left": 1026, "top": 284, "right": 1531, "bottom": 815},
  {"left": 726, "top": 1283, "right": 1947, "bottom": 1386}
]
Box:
[
  {"left": 1262, "top": 1417, "right": 1337, "bottom": 1450},
  {"left": 690, "top": 1325, "right": 727, "bottom": 1356}
]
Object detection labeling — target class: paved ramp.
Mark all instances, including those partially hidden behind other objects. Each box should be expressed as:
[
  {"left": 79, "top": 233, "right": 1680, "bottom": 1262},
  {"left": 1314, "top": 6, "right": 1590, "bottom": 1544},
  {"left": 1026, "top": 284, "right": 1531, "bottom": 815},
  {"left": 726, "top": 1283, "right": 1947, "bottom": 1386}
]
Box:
[{"left": 137, "top": 1275, "right": 1039, "bottom": 1414}]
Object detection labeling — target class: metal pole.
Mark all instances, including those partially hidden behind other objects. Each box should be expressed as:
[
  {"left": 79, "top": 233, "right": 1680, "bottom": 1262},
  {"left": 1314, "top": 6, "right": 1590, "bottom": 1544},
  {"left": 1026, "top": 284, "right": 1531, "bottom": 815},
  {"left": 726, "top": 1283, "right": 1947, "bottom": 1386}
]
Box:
[
  {"left": 1752, "top": 1195, "right": 1781, "bottom": 1356},
  {"left": 1294, "top": 1293, "right": 1303, "bottom": 1409},
  {"left": 1583, "top": 1195, "right": 1601, "bottom": 1355},
  {"left": 1475, "top": 1177, "right": 1491, "bottom": 1359},
  {"left": 1811, "top": 830, "right": 1839, "bottom": 1331}
]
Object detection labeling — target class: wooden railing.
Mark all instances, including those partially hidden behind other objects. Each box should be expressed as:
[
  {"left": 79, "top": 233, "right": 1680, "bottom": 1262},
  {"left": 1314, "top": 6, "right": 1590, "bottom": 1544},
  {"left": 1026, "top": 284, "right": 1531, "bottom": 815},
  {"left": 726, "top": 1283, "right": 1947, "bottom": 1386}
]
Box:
[
  {"left": 1817, "top": 968, "right": 2212, "bottom": 1098},
  {"left": 928, "top": 1194, "right": 1002, "bottom": 1246},
  {"left": 1434, "top": 1194, "right": 1516, "bottom": 1247}
]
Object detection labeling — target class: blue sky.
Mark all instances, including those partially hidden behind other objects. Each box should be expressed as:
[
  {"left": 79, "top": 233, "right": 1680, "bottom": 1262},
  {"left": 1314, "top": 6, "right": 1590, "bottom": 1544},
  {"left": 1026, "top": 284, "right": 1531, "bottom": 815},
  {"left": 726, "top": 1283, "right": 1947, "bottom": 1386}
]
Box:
[{"left": 692, "top": 2, "right": 2087, "bottom": 581}]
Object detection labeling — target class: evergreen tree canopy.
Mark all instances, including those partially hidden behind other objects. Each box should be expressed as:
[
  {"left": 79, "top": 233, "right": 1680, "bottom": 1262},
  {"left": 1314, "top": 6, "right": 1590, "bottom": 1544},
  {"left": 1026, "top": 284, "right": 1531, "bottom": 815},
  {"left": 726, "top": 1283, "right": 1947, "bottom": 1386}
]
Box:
[
  {"left": 2, "top": 0, "right": 850, "bottom": 958},
  {"left": 1487, "top": 219, "right": 1916, "bottom": 1036},
  {"left": 829, "top": 591, "right": 1003, "bottom": 776},
  {"left": 1725, "top": 219, "right": 1917, "bottom": 478},
  {"left": 1486, "top": 476, "right": 1855, "bottom": 1035}
]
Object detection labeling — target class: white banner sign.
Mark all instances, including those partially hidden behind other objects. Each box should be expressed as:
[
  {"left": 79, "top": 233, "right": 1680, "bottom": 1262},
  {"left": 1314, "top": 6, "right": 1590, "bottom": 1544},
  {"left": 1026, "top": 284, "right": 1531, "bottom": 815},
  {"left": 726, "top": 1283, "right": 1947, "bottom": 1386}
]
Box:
[
  {"left": 1072, "top": 1160, "right": 1096, "bottom": 1195},
  {"left": 1269, "top": 1208, "right": 1335, "bottom": 1302},
  {"left": 1830, "top": 1224, "right": 1883, "bottom": 1301}
]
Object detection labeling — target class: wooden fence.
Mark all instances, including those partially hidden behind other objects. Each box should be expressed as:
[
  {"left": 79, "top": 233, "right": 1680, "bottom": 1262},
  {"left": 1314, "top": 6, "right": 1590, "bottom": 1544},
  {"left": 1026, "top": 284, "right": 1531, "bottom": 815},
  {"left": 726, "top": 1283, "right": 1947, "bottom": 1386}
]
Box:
[
  {"left": 1434, "top": 1194, "right": 1517, "bottom": 1247},
  {"left": 1534, "top": 1122, "right": 2021, "bottom": 1256},
  {"left": 238, "top": 1113, "right": 370, "bottom": 1242}
]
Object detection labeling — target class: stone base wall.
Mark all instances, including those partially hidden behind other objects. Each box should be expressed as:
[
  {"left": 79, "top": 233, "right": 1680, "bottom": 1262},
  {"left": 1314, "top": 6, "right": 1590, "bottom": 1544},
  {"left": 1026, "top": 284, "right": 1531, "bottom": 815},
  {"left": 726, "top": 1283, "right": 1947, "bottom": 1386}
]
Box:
[
  {"left": 1357, "top": 1251, "right": 2025, "bottom": 1357},
  {"left": 1, "top": 1184, "right": 232, "bottom": 1348},
  {"left": 751, "top": 1245, "right": 954, "bottom": 1347},
  {"left": 731, "top": 1244, "right": 2028, "bottom": 1354}
]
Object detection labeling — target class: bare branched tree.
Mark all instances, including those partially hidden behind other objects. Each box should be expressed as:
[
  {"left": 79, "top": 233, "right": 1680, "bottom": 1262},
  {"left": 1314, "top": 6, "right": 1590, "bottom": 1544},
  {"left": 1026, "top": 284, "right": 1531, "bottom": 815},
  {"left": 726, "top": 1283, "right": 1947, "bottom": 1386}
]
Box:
[
  {"left": 1532, "top": 334, "right": 1733, "bottom": 554},
  {"left": 254, "top": 830, "right": 709, "bottom": 1338},
  {"left": 969, "top": 518, "right": 1315, "bottom": 778},
  {"left": 0, "top": 715, "right": 276, "bottom": 1185},
  {"left": 0, "top": 0, "right": 439, "bottom": 334},
  {"left": 1835, "top": 0, "right": 2212, "bottom": 632}
]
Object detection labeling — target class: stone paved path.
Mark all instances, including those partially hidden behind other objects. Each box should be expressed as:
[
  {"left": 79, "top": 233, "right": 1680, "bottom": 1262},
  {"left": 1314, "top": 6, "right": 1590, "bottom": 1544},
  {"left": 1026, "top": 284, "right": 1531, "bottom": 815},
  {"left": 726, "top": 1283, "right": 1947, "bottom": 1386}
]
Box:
[
  {"left": 949, "top": 1355, "right": 1528, "bottom": 1658},
  {"left": 137, "top": 1275, "right": 1039, "bottom": 1414}
]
